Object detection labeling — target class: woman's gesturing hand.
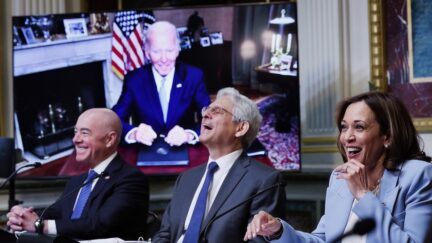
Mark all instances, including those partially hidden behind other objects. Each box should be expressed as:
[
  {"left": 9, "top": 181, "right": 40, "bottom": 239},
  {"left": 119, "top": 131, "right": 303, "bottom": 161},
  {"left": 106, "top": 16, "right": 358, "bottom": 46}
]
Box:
[{"left": 243, "top": 211, "right": 281, "bottom": 241}]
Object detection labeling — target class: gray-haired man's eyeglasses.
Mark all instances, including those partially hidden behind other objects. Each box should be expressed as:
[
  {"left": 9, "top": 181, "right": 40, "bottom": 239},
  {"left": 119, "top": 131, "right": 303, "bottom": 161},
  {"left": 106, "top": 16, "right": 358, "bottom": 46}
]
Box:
[{"left": 201, "top": 106, "right": 242, "bottom": 121}]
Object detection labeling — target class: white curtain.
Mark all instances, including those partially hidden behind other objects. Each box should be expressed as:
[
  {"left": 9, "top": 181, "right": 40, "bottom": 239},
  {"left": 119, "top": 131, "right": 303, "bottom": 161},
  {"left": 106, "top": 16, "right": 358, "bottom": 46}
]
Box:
[{"left": 12, "top": 0, "right": 66, "bottom": 15}]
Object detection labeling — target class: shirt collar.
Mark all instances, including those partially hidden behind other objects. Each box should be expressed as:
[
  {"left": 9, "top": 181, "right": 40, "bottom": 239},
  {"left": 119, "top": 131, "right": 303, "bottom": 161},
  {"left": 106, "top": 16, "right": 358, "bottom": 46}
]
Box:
[
  {"left": 91, "top": 152, "right": 117, "bottom": 175},
  {"left": 208, "top": 149, "right": 243, "bottom": 171},
  {"left": 151, "top": 66, "right": 175, "bottom": 83}
]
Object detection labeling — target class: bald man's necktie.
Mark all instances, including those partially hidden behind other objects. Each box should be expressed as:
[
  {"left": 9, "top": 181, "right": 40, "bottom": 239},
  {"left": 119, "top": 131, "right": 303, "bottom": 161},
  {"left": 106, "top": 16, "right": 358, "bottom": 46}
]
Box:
[
  {"left": 71, "top": 170, "right": 97, "bottom": 219},
  {"left": 183, "top": 162, "right": 219, "bottom": 243}
]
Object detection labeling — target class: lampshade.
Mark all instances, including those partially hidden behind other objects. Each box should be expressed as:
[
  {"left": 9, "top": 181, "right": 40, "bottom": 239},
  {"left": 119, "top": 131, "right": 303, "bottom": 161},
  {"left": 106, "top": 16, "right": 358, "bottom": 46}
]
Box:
[{"left": 269, "top": 9, "right": 295, "bottom": 25}]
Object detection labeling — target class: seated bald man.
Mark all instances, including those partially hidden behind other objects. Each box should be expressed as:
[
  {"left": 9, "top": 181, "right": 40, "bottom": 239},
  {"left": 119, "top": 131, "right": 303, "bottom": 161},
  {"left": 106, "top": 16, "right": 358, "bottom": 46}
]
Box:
[{"left": 7, "top": 108, "right": 149, "bottom": 240}]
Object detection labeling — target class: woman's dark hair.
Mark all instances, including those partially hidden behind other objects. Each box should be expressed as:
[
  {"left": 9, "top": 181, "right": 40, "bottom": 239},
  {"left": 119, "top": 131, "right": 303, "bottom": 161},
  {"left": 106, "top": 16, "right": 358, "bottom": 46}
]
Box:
[{"left": 336, "top": 91, "right": 431, "bottom": 169}]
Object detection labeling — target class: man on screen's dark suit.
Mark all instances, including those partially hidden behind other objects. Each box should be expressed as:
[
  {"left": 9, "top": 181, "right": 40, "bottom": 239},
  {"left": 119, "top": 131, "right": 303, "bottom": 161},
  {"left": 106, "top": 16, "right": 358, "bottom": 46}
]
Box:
[
  {"left": 112, "top": 21, "right": 210, "bottom": 147},
  {"left": 152, "top": 88, "right": 286, "bottom": 243},
  {"left": 7, "top": 109, "right": 149, "bottom": 240}
]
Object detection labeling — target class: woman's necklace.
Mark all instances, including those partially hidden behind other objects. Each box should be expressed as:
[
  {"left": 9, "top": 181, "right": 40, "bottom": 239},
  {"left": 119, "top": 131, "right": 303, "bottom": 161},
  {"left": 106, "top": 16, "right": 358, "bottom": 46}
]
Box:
[
  {"left": 369, "top": 178, "right": 381, "bottom": 195},
  {"left": 368, "top": 164, "right": 384, "bottom": 195}
]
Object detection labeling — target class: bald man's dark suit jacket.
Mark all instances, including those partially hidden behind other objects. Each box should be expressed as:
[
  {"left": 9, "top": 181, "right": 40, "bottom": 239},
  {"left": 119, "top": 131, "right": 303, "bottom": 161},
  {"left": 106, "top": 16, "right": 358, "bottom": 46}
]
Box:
[
  {"left": 152, "top": 153, "right": 286, "bottom": 243},
  {"left": 42, "top": 155, "right": 149, "bottom": 240}
]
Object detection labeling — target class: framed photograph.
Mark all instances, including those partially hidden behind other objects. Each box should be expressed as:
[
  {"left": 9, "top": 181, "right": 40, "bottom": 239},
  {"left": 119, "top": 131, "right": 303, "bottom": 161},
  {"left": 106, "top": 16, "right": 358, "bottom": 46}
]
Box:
[
  {"left": 20, "top": 27, "right": 37, "bottom": 45},
  {"left": 176, "top": 26, "right": 188, "bottom": 37},
  {"left": 63, "top": 18, "right": 88, "bottom": 39},
  {"left": 210, "top": 31, "right": 223, "bottom": 45},
  {"left": 180, "top": 36, "right": 192, "bottom": 50},
  {"left": 13, "top": 26, "right": 23, "bottom": 46},
  {"left": 199, "top": 27, "right": 209, "bottom": 37},
  {"left": 200, "top": 36, "right": 211, "bottom": 47},
  {"left": 89, "top": 13, "right": 110, "bottom": 34}
]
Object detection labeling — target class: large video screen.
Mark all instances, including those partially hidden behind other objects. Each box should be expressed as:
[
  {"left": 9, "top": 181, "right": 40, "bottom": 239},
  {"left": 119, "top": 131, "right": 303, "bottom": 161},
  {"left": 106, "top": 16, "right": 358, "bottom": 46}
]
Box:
[{"left": 12, "top": 2, "right": 300, "bottom": 177}]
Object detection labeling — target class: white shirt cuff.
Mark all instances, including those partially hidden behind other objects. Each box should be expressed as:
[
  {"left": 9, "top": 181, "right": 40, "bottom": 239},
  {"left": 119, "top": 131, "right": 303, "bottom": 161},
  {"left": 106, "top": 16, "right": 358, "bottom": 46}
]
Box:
[
  {"left": 125, "top": 127, "right": 138, "bottom": 144},
  {"left": 127, "top": 127, "right": 197, "bottom": 144},
  {"left": 185, "top": 129, "right": 199, "bottom": 145},
  {"left": 47, "top": 220, "right": 57, "bottom": 235}
]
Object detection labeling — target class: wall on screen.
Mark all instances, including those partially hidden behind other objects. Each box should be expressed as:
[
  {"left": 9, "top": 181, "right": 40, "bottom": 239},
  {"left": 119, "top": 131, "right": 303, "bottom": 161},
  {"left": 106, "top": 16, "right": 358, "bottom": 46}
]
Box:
[{"left": 154, "top": 7, "right": 234, "bottom": 41}]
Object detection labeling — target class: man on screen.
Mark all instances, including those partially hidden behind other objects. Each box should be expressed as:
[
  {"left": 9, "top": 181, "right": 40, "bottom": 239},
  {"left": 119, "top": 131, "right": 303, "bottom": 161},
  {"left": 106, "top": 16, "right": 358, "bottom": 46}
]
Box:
[
  {"left": 152, "top": 87, "right": 286, "bottom": 243},
  {"left": 6, "top": 108, "right": 149, "bottom": 240},
  {"left": 112, "top": 21, "right": 210, "bottom": 147}
]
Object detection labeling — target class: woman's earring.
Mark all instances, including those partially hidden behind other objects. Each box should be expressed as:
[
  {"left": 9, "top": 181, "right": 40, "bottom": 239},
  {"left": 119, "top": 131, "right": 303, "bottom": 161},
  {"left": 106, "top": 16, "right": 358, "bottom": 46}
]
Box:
[{"left": 384, "top": 143, "right": 389, "bottom": 149}]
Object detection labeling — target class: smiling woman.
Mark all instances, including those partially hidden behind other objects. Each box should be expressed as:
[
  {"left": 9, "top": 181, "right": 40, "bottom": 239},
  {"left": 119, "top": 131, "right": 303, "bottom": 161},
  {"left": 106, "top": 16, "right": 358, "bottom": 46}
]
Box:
[
  {"left": 245, "top": 91, "right": 432, "bottom": 243},
  {"left": 337, "top": 100, "right": 388, "bottom": 196},
  {"left": 335, "top": 91, "right": 429, "bottom": 169}
]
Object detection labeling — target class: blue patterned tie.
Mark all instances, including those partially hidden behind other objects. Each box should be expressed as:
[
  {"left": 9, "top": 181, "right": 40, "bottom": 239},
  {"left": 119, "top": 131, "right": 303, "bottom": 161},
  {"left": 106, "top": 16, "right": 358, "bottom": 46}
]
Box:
[
  {"left": 183, "top": 162, "right": 219, "bottom": 243},
  {"left": 71, "top": 170, "right": 98, "bottom": 219}
]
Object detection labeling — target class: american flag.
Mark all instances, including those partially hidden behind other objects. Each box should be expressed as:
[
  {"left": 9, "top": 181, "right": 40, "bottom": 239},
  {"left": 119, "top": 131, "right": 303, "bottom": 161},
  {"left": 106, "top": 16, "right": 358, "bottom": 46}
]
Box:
[{"left": 111, "top": 11, "right": 155, "bottom": 80}]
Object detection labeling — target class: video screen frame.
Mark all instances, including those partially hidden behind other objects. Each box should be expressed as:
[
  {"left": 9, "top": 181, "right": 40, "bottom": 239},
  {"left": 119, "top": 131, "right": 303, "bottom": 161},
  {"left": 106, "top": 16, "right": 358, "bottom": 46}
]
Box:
[{"left": 12, "top": 2, "right": 300, "bottom": 177}]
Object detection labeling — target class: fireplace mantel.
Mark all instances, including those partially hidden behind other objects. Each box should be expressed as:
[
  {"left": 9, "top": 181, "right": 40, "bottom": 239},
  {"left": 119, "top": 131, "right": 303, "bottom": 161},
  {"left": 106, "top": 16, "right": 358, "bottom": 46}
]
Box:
[
  {"left": 13, "top": 33, "right": 123, "bottom": 108},
  {"left": 14, "top": 33, "right": 112, "bottom": 76}
]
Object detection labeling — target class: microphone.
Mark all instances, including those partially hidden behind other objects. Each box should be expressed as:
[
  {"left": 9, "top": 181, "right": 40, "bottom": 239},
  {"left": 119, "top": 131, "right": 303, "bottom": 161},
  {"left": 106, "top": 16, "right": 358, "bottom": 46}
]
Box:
[
  {"left": 331, "top": 218, "right": 376, "bottom": 242},
  {"left": 200, "top": 181, "right": 285, "bottom": 243},
  {"left": 0, "top": 162, "right": 42, "bottom": 189},
  {"left": 37, "top": 171, "right": 109, "bottom": 225}
]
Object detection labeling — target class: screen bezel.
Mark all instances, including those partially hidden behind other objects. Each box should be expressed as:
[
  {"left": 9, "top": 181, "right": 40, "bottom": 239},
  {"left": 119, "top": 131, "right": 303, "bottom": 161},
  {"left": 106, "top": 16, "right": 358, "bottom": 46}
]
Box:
[{"left": 12, "top": 1, "right": 301, "bottom": 178}]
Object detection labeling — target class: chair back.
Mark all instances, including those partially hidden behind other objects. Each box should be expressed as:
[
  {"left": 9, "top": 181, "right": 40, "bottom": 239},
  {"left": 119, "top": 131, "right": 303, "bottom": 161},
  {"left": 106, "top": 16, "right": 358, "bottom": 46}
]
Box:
[{"left": 143, "top": 210, "right": 161, "bottom": 240}]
